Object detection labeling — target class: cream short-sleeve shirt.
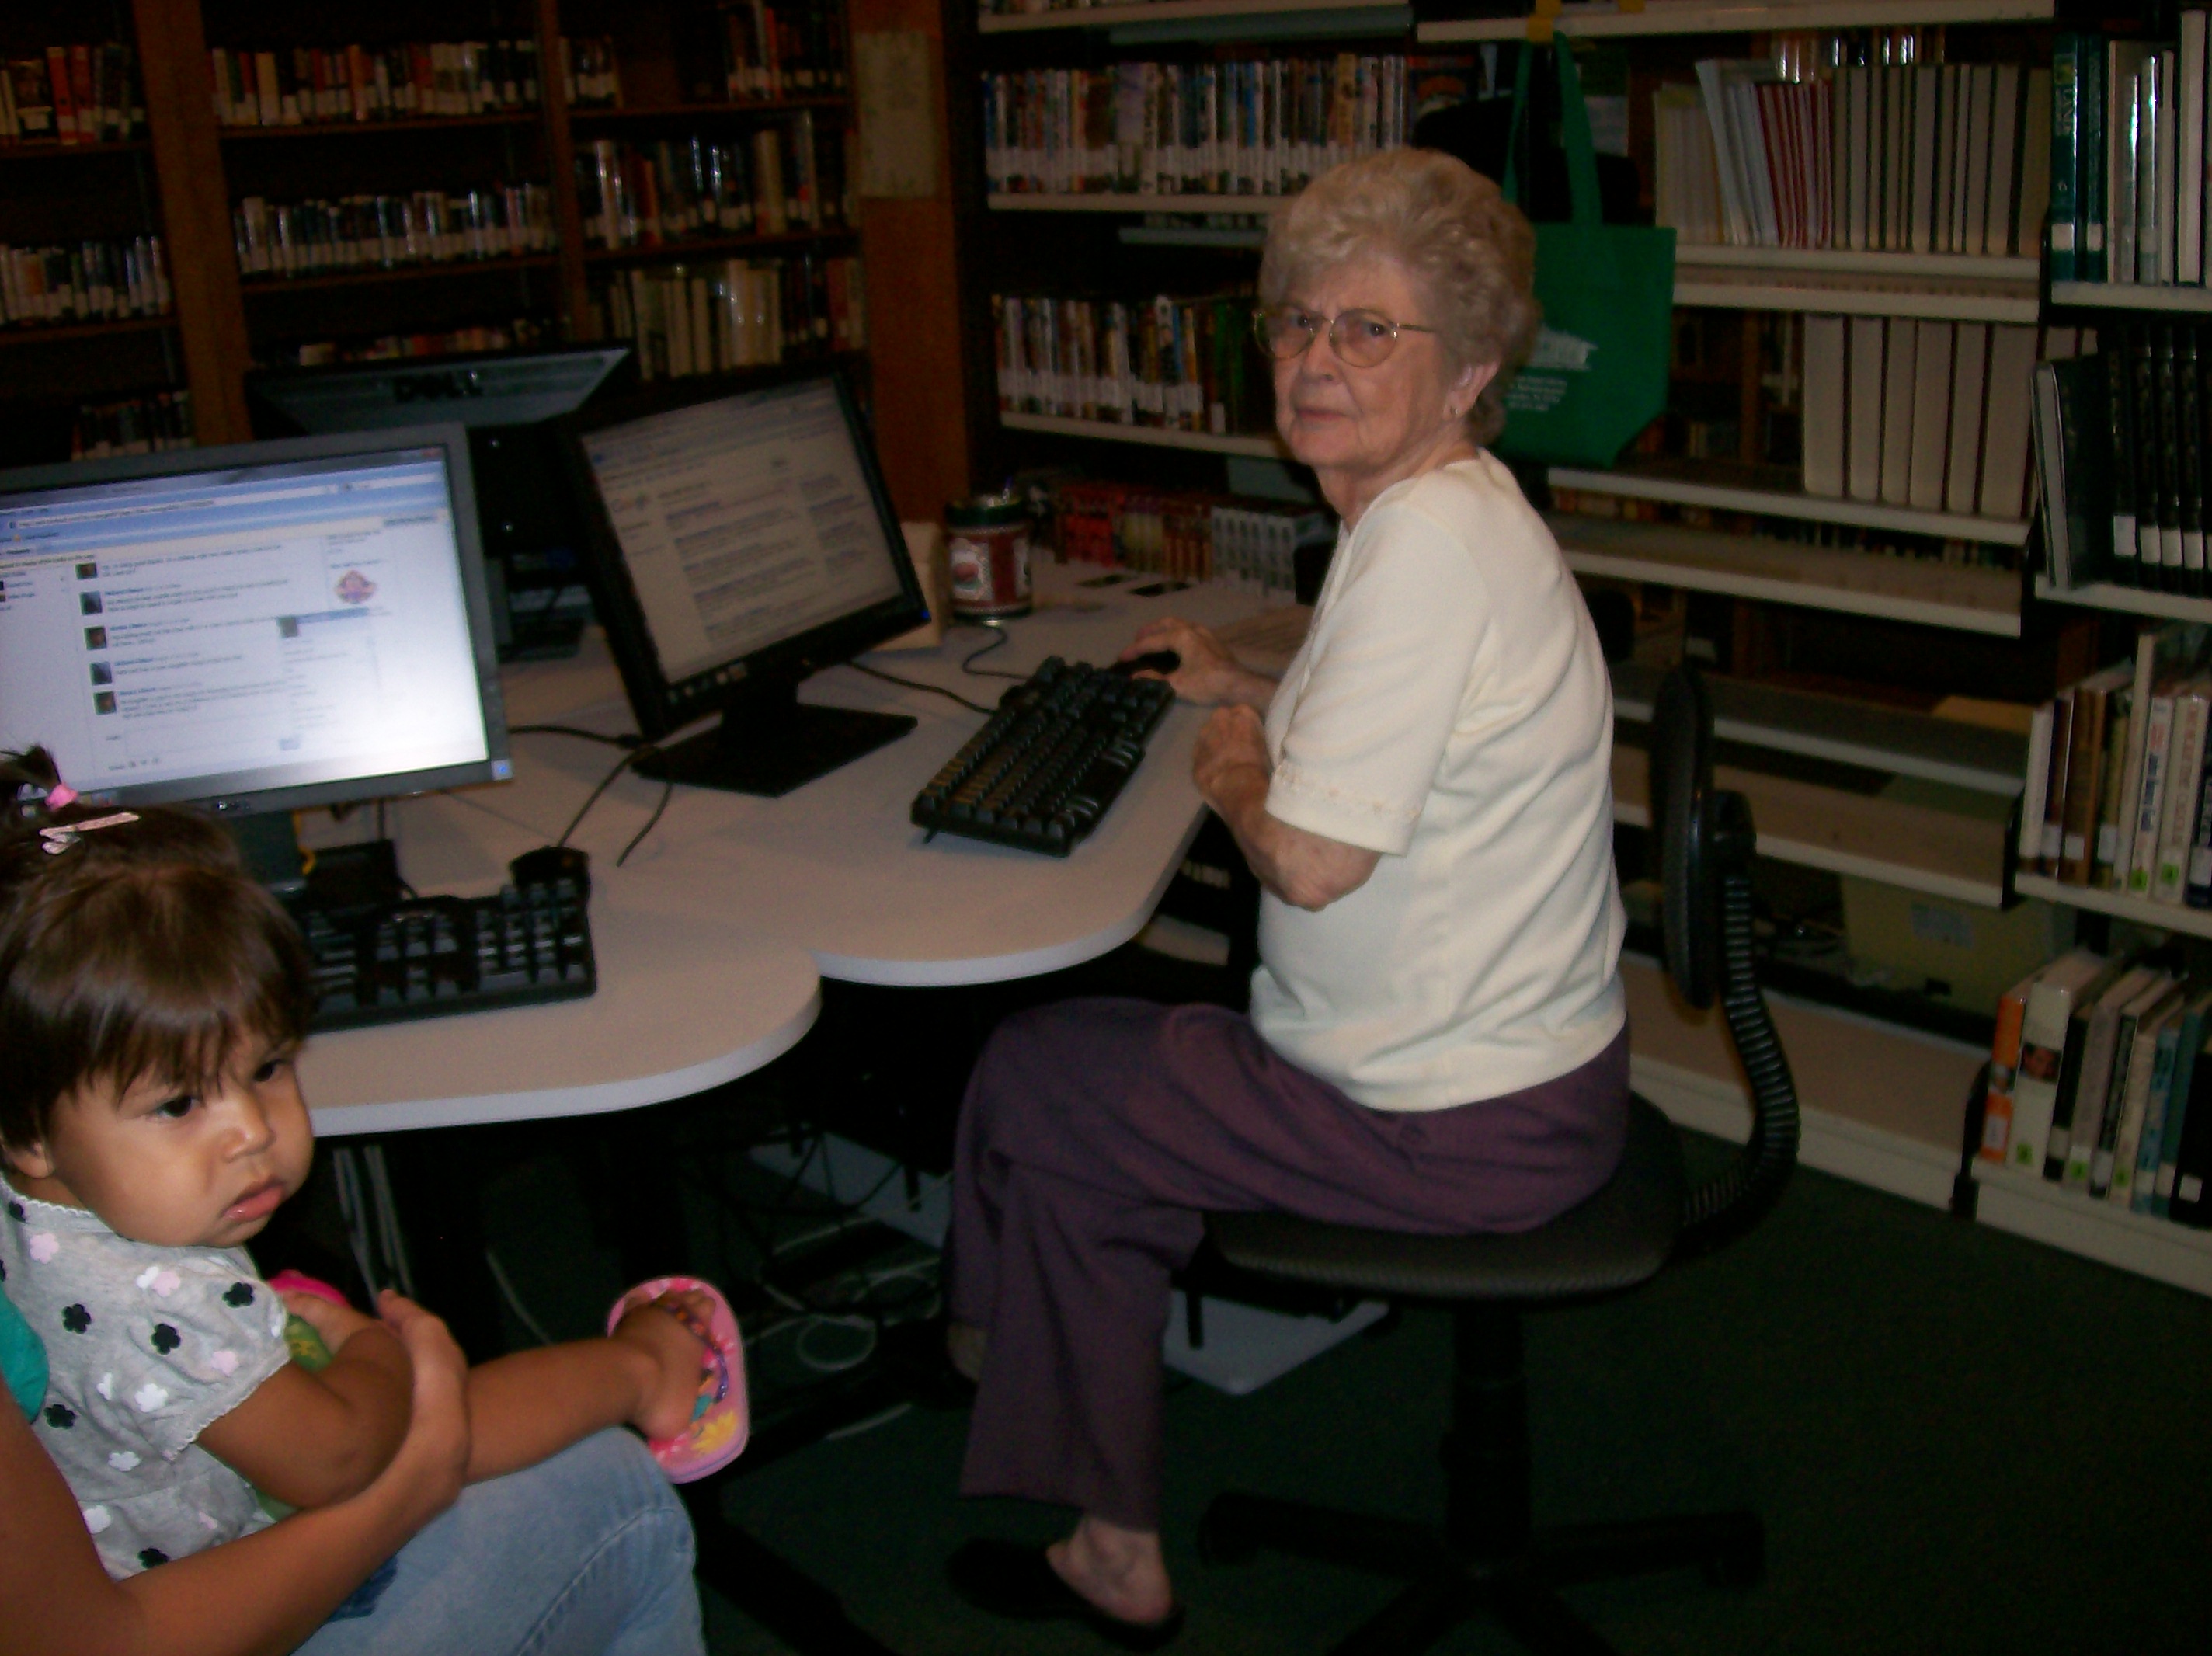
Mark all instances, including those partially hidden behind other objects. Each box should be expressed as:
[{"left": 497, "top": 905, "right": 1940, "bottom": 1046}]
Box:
[{"left": 1248, "top": 453, "right": 1626, "bottom": 1111}]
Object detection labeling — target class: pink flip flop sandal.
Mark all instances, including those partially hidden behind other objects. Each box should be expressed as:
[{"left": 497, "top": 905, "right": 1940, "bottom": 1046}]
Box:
[{"left": 606, "top": 1275, "right": 749, "bottom": 1483}]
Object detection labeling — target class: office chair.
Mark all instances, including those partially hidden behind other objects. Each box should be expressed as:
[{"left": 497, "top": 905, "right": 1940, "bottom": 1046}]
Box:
[{"left": 1191, "top": 665, "right": 1800, "bottom": 1655}]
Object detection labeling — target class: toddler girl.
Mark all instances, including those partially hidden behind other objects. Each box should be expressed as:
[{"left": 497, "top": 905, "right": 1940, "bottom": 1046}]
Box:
[{"left": 0, "top": 757, "right": 718, "bottom": 1581}]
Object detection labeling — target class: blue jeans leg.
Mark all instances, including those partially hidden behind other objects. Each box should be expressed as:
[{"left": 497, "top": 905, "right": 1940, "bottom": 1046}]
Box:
[{"left": 299, "top": 1428, "right": 704, "bottom": 1656}]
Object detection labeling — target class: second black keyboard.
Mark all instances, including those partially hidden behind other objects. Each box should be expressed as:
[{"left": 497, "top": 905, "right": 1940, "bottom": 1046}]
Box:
[
  {"left": 295, "top": 876, "right": 596, "bottom": 1031},
  {"left": 910, "top": 656, "right": 1176, "bottom": 855}
]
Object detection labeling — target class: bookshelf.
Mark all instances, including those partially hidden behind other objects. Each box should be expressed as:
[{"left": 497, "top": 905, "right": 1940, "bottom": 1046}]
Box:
[
  {"left": 0, "top": 2, "right": 222, "bottom": 462},
  {"left": 1002, "top": 410, "right": 1285, "bottom": 457},
  {"left": 1417, "top": 0, "right": 2056, "bottom": 43},
  {"left": 1610, "top": 659, "right": 2026, "bottom": 792},
  {"left": 977, "top": 0, "right": 1407, "bottom": 35},
  {"left": 2047, "top": 282, "right": 2212, "bottom": 316},
  {"left": 1556, "top": 517, "right": 2022, "bottom": 635},
  {"left": 0, "top": 0, "right": 876, "bottom": 466},
  {"left": 989, "top": 192, "right": 1291, "bottom": 213},
  {"left": 2031, "top": 578, "right": 2212, "bottom": 626},
  {"left": 1551, "top": 462, "right": 2034, "bottom": 548},
  {"left": 1969, "top": 1160, "right": 2212, "bottom": 1297},
  {"left": 2010, "top": 876, "right": 2212, "bottom": 943}
]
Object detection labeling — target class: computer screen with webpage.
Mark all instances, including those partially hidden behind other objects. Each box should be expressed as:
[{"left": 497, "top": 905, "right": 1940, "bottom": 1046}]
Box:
[
  {"left": 0, "top": 440, "right": 510, "bottom": 812},
  {"left": 579, "top": 376, "right": 908, "bottom": 687}
]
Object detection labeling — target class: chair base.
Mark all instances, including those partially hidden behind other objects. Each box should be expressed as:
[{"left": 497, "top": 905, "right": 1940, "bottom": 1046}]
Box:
[{"left": 1198, "top": 1491, "right": 1762, "bottom": 1656}]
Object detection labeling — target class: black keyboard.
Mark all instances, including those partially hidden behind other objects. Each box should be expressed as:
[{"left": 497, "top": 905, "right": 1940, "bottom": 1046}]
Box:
[
  {"left": 295, "top": 878, "right": 596, "bottom": 1032},
  {"left": 910, "top": 656, "right": 1176, "bottom": 855}
]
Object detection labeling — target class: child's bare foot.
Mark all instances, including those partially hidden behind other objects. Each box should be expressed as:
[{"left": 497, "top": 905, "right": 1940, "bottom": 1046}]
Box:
[{"left": 611, "top": 1289, "right": 715, "bottom": 1442}]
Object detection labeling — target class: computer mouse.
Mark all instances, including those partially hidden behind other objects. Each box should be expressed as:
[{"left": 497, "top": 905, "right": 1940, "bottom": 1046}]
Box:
[
  {"left": 1112, "top": 649, "right": 1181, "bottom": 677},
  {"left": 511, "top": 844, "right": 591, "bottom": 897}
]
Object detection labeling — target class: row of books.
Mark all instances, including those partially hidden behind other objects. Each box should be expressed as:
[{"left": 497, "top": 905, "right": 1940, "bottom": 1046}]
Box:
[
  {"left": 1052, "top": 481, "right": 1325, "bottom": 598},
  {"left": 560, "top": 38, "right": 626, "bottom": 113},
  {"left": 982, "top": 57, "right": 1412, "bottom": 198},
  {"left": 1653, "top": 56, "right": 2051, "bottom": 256},
  {"left": 1984, "top": 948, "right": 2212, "bottom": 1227},
  {"left": 207, "top": 41, "right": 541, "bottom": 127},
  {"left": 2, "top": 46, "right": 143, "bottom": 145},
  {"left": 2035, "top": 326, "right": 2212, "bottom": 593},
  {"left": 230, "top": 187, "right": 557, "bottom": 282},
  {"left": 675, "top": 2, "right": 851, "bottom": 102},
  {"left": 993, "top": 292, "right": 1269, "bottom": 438},
  {"left": 1800, "top": 318, "right": 2077, "bottom": 521},
  {"left": 594, "top": 255, "right": 868, "bottom": 381},
  {"left": 2049, "top": 19, "right": 2212, "bottom": 287},
  {"left": 576, "top": 124, "right": 850, "bottom": 249},
  {"left": 2021, "top": 624, "right": 2212, "bottom": 903},
  {"left": 1, "top": 239, "right": 171, "bottom": 330},
  {"left": 274, "top": 318, "right": 554, "bottom": 368},
  {"left": 69, "top": 391, "right": 193, "bottom": 461}
]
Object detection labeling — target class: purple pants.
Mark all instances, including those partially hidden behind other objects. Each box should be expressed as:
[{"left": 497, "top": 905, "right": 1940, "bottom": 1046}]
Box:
[{"left": 947, "top": 997, "right": 1630, "bottom": 1530}]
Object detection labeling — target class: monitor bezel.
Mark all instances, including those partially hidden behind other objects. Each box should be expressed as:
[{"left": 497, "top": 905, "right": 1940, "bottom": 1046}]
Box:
[
  {"left": 557, "top": 364, "right": 931, "bottom": 746},
  {"left": 0, "top": 425, "right": 513, "bottom": 819},
  {"left": 243, "top": 345, "right": 635, "bottom": 433}
]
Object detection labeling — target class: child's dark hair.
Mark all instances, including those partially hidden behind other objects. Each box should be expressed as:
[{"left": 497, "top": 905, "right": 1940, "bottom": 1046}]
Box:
[{"left": 0, "top": 748, "right": 313, "bottom": 1155}]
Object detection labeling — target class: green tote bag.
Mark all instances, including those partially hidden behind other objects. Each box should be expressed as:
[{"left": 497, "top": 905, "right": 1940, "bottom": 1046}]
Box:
[{"left": 1494, "top": 46, "right": 1675, "bottom": 468}]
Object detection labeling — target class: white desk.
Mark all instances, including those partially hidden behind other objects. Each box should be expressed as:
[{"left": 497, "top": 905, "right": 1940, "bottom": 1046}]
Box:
[{"left": 301, "top": 567, "right": 1265, "bottom": 1136}]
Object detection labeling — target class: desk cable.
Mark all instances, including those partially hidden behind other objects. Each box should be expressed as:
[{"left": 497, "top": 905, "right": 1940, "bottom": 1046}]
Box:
[{"left": 500, "top": 725, "right": 673, "bottom": 866}]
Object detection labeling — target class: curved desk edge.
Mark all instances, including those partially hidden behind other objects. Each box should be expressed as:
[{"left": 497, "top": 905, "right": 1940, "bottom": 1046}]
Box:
[
  {"left": 809, "top": 814, "right": 1208, "bottom": 986},
  {"left": 306, "top": 984, "right": 823, "bottom": 1139}
]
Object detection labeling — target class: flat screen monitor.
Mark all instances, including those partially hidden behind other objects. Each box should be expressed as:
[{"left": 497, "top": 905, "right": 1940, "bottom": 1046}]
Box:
[
  {"left": 0, "top": 428, "right": 512, "bottom": 837},
  {"left": 245, "top": 348, "right": 631, "bottom": 434},
  {"left": 562, "top": 368, "right": 929, "bottom": 798},
  {"left": 247, "top": 348, "right": 633, "bottom": 659}
]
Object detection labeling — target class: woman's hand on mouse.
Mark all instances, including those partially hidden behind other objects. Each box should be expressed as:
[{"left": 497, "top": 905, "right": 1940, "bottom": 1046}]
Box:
[{"left": 1122, "top": 618, "right": 1275, "bottom": 709}]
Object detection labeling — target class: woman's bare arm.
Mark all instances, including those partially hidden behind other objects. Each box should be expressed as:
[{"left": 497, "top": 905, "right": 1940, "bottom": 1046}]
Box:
[
  {"left": 0, "top": 1293, "right": 468, "bottom": 1656},
  {"left": 1192, "top": 706, "right": 1379, "bottom": 910}
]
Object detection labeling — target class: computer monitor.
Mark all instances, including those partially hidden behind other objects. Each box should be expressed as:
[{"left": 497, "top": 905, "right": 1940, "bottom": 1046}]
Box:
[
  {"left": 0, "top": 428, "right": 511, "bottom": 883},
  {"left": 561, "top": 367, "right": 930, "bottom": 798},
  {"left": 247, "top": 348, "right": 633, "bottom": 659}
]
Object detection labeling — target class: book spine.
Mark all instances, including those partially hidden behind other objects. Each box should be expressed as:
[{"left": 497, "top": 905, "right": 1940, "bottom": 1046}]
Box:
[
  {"left": 2085, "top": 34, "right": 2108, "bottom": 281},
  {"left": 2130, "top": 691, "right": 2178, "bottom": 894},
  {"left": 2012, "top": 978, "right": 2085, "bottom": 1173},
  {"left": 2059, "top": 683, "right": 2108, "bottom": 883},
  {"left": 2155, "top": 1007, "right": 2209, "bottom": 1213},
  {"left": 2156, "top": 691, "right": 2211, "bottom": 903},
  {"left": 2020, "top": 701, "right": 2056, "bottom": 865},
  {"left": 1981, "top": 977, "right": 2036, "bottom": 1164},
  {"left": 2041, "top": 688, "right": 2076, "bottom": 875},
  {"left": 2109, "top": 339, "right": 2140, "bottom": 582},
  {"left": 2131, "top": 1017, "right": 2186, "bottom": 1211}
]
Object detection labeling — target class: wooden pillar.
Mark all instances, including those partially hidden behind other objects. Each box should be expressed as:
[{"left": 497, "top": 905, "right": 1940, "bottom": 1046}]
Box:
[
  {"left": 850, "top": 0, "right": 972, "bottom": 521},
  {"left": 132, "top": 0, "right": 250, "bottom": 444},
  {"left": 534, "top": 0, "right": 593, "bottom": 341}
]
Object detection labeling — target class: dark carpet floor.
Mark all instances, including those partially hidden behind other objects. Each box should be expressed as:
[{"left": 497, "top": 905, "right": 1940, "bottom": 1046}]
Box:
[{"left": 468, "top": 1118, "right": 2212, "bottom": 1656}]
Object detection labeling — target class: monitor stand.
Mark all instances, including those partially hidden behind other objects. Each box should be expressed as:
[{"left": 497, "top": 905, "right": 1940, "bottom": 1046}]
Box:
[{"left": 633, "top": 673, "right": 916, "bottom": 798}]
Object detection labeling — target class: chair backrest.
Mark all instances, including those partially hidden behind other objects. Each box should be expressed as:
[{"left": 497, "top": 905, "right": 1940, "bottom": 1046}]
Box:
[{"left": 1647, "top": 666, "right": 1800, "bottom": 1258}]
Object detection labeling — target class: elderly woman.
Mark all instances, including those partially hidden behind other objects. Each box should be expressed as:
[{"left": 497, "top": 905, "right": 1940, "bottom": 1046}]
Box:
[{"left": 944, "top": 148, "right": 1628, "bottom": 1647}]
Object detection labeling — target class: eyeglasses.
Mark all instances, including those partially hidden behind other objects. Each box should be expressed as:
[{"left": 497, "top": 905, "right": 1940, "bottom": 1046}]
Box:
[{"left": 1251, "top": 305, "right": 1441, "bottom": 367}]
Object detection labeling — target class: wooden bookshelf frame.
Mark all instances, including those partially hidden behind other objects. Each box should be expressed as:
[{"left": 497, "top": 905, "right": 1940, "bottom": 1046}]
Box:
[{"left": 2048, "top": 281, "right": 2212, "bottom": 315}]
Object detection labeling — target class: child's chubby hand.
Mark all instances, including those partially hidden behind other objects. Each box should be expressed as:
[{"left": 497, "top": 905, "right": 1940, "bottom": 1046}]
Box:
[
  {"left": 610, "top": 1289, "right": 717, "bottom": 1442},
  {"left": 281, "top": 1287, "right": 385, "bottom": 1353}
]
